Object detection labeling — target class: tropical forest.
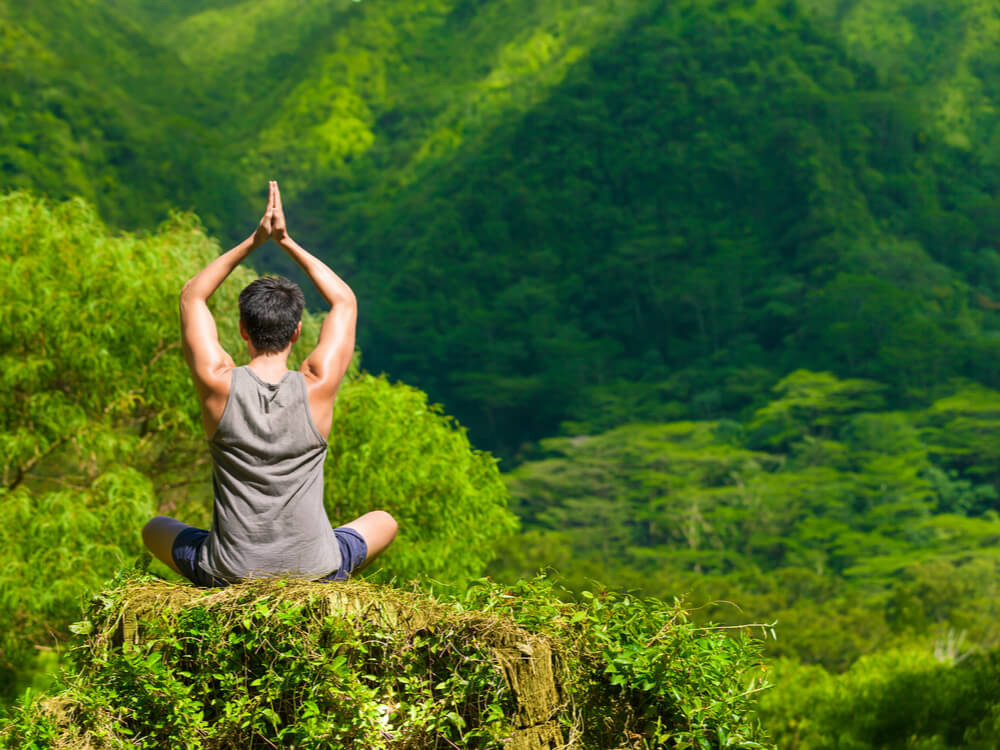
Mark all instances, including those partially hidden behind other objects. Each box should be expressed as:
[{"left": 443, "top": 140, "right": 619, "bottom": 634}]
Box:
[{"left": 3, "top": 0, "right": 1000, "bottom": 746}]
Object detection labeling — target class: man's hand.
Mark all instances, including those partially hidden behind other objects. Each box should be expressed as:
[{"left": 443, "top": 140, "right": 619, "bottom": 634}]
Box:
[
  {"left": 271, "top": 180, "right": 289, "bottom": 243},
  {"left": 252, "top": 183, "right": 277, "bottom": 246},
  {"left": 269, "top": 180, "right": 357, "bottom": 437}
]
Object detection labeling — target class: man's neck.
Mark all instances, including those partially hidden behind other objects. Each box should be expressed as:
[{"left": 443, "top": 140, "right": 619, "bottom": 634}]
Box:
[{"left": 246, "top": 351, "right": 292, "bottom": 385}]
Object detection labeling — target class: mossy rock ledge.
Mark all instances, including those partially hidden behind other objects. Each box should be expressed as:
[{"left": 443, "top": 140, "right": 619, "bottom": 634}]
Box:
[{"left": 5, "top": 573, "right": 772, "bottom": 749}]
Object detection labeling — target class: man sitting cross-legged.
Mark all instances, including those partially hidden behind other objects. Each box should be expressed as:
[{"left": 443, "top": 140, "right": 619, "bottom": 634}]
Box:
[{"left": 143, "top": 181, "right": 397, "bottom": 586}]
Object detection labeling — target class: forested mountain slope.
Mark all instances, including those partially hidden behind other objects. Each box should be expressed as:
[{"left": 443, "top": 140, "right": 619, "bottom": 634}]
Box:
[
  {"left": 334, "top": 0, "right": 1000, "bottom": 453},
  {"left": 805, "top": 0, "right": 1000, "bottom": 152},
  {"left": 6, "top": 0, "right": 1000, "bottom": 454},
  {"left": 93, "top": 0, "right": 646, "bottom": 237},
  {"left": 494, "top": 370, "right": 1000, "bottom": 663},
  {"left": 0, "top": 0, "right": 238, "bottom": 229}
]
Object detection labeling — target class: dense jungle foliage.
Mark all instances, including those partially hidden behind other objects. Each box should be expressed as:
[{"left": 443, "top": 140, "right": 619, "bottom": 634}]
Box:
[{"left": 6, "top": 0, "right": 1000, "bottom": 745}]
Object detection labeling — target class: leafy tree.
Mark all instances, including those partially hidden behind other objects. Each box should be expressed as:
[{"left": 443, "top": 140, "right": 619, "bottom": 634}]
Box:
[
  {"left": 325, "top": 374, "right": 516, "bottom": 584},
  {"left": 761, "top": 645, "right": 1000, "bottom": 749}
]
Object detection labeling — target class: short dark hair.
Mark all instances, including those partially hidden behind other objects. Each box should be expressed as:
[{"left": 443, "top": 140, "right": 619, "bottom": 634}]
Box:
[{"left": 238, "top": 276, "right": 305, "bottom": 352}]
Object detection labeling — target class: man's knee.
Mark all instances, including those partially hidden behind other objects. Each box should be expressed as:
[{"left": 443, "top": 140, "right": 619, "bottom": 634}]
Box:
[
  {"left": 345, "top": 510, "right": 398, "bottom": 558},
  {"left": 142, "top": 516, "right": 184, "bottom": 552},
  {"left": 372, "top": 510, "right": 398, "bottom": 540},
  {"left": 142, "top": 516, "right": 187, "bottom": 575},
  {"left": 141, "top": 516, "right": 160, "bottom": 548}
]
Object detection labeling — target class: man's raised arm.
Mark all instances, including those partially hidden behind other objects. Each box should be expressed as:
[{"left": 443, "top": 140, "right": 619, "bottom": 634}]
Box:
[
  {"left": 271, "top": 182, "right": 357, "bottom": 402},
  {"left": 181, "top": 186, "right": 274, "bottom": 401}
]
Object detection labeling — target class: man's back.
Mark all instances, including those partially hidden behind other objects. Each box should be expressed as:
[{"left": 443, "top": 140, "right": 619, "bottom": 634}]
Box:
[{"left": 198, "top": 366, "right": 339, "bottom": 582}]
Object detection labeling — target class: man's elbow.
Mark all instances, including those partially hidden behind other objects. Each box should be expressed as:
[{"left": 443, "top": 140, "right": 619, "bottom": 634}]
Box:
[
  {"left": 179, "top": 279, "right": 204, "bottom": 311},
  {"left": 335, "top": 288, "right": 358, "bottom": 312}
]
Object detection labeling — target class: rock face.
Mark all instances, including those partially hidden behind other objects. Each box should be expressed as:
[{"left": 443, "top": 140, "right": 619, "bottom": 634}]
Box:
[{"left": 6, "top": 573, "right": 772, "bottom": 749}]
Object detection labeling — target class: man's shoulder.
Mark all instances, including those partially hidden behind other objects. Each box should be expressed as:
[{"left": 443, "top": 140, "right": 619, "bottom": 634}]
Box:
[{"left": 190, "top": 360, "right": 237, "bottom": 395}]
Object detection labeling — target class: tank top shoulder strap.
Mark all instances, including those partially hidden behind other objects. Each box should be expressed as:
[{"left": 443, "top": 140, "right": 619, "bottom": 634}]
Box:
[
  {"left": 294, "top": 370, "right": 328, "bottom": 445},
  {"left": 211, "top": 366, "right": 244, "bottom": 440}
]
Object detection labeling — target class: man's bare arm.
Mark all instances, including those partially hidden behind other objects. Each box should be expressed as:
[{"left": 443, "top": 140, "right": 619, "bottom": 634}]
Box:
[
  {"left": 272, "top": 182, "right": 357, "bottom": 401},
  {"left": 181, "top": 186, "right": 274, "bottom": 411}
]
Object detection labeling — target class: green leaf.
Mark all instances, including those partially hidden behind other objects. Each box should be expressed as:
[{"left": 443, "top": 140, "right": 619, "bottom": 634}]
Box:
[{"left": 69, "top": 620, "right": 93, "bottom": 635}]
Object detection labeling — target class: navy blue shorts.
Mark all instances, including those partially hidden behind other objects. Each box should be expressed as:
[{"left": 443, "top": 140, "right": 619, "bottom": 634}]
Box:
[{"left": 171, "top": 526, "right": 369, "bottom": 588}]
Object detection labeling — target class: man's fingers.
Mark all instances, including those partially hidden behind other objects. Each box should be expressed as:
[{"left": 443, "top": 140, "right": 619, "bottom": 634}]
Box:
[
  {"left": 262, "top": 183, "right": 273, "bottom": 223},
  {"left": 274, "top": 181, "right": 284, "bottom": 214}
]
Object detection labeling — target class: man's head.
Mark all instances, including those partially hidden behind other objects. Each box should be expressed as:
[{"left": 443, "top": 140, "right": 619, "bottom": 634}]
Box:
[{"left": 238, "top": 276, "right": 305, "bottom": 353}]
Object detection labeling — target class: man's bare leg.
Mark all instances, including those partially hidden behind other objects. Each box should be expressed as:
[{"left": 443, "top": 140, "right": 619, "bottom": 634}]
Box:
[
  {"left": 341, "top": 510, "right": 398, "bottom": 572},
  {"left": 142, "top": 516, "right": 194, "bottom": 576}
]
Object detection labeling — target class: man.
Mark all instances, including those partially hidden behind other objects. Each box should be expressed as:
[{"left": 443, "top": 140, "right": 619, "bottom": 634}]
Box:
[{"left": 142, "top": 181, "right": 397, "bottom": 586}]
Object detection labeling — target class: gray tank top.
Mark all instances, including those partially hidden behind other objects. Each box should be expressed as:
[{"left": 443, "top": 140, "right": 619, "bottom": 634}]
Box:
[{"left": 197, "top": 366, "right": 341, "bottom": 582}]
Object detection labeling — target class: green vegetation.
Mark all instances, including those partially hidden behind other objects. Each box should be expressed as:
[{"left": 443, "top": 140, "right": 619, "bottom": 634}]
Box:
[
  {"left": 492, "top": 370, "right": 1000, "bottom": 663},
  {"left": 0, "top": 0, "right": 235, "bottom": 231},
  {"left": 2, "top": 572, "right": 770, "bottom": 749},
  {"left": 335, "top": 0, "right": 1000, "bottom": 453},
  {"left": 7, "top": 0, "right": 1000, "bottom": 743},
  {"left": 489, "top": 369, "right": 1000, "bottom": 745},
  {"left": 8, "top": 0, "right": 1000, "bottom": 454},
  {"left": 759, "top": 647, "right": 1000, "bottom": 748}
]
